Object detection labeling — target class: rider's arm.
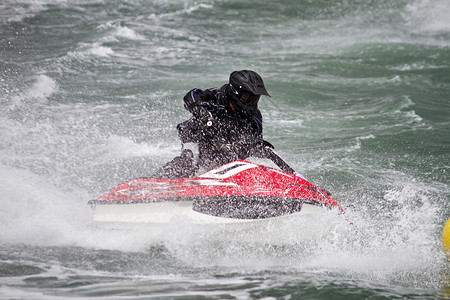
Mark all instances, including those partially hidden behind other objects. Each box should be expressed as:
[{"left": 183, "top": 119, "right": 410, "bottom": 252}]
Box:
[{"left": 183, "top": 88, "right": 218, "bottom": 118}]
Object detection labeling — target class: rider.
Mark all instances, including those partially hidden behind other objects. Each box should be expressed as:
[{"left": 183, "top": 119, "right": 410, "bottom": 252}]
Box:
[{"left": 153, "top": 70, "right": 273, "bottom": 179}]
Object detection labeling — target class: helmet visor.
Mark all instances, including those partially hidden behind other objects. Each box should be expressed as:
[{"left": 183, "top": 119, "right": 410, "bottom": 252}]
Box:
[
  {"left": 230, "top": 84, "right": 260, "bottom": 107},
  {"left": 240, "top": 92, "right": 260, "bottom": 107}
]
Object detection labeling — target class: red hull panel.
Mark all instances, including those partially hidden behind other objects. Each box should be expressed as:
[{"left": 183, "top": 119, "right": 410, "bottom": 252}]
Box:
[{"left": 89, "top": 160, "right": 343, "bottom": 212}]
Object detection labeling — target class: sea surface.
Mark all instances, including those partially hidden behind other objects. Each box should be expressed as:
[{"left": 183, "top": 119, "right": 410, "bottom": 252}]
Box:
[{"left": 1, "top": 0, "right": 449, "bottom": 299}]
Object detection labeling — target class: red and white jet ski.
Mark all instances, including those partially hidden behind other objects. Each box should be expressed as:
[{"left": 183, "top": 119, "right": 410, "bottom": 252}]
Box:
[{"left": 88, "top": 159, "right": 344, "bottom": 232}]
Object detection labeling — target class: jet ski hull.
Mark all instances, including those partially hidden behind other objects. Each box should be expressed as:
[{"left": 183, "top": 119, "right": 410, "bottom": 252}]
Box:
[{"left": 88, "top": 160, "right": 344, "bottom": 235}]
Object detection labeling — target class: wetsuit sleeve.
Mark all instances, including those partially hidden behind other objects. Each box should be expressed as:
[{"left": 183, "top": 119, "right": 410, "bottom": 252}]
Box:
[
  {"left": 252, "top": 110, "right": 263, "bottom": 139},
  {"left": 183, "top": 88, "right": 217, "bottom": 117}
]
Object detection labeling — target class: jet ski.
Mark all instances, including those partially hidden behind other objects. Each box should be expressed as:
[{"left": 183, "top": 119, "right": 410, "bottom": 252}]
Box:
[{"left": 88, "top": 157, "right": 344, "bottom": 232}]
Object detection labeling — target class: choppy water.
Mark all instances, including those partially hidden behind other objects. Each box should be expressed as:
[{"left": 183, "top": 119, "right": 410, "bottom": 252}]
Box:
[{"left": 1, "top": 0, "right": 449, "bottom": 299}]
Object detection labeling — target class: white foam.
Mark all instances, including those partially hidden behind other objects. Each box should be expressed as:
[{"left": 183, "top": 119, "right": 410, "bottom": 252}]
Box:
[
  {"left": 347, "top": 134, "right": 375, "bottom": 152},
  {"left": 65, "top": 42, "right": 116, "bottom": 62},
  {"left": 86, "top": 44, "right": 115, "bottom": 57},
  {"left": 97, "top": 22, "right": 146, "bottom": 41},
  {"left": 105, "top": 135, "right": 178, "bottom": 159},
  {"left": 11, "top": 74, "right": 58, "bottom": 106},
  {"left": 0, "top": 156, "right": 444, "bottom": 285},
  {"left": 115, "top": 26, "right": 146, "bottom": 41},
  {"left": 0, "top": 1, "right": 46, "bottom": 24},
  {"left": 185, "top": 3, "right": 213, "bottom": 14},
  {"left": 0, "top": 165, "right": 92, "bottom": 246},
  {"left": 150, "top": 3, "right": 213, "bottom": 19},
  {"left": 0, "top": 164, "right": 165, "bottom": 252},
  {"left": 405, "top": 0, "right": 450, "bottom": 35}
]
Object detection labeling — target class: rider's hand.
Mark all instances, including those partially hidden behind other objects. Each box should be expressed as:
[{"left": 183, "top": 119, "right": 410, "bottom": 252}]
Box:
[{"left": 193, "top": 107, "right": 214, "bottom": 127}]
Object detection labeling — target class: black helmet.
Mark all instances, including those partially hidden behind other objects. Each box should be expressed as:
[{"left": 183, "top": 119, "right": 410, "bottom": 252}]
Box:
[{"left": 227, "top": 70, "right": 270, "bottom": 115}]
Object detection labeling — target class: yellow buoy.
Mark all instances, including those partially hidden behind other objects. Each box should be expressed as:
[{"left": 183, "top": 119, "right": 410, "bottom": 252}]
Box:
[{"left": 444, "top": 217, "right": 450, "bottom": 258}]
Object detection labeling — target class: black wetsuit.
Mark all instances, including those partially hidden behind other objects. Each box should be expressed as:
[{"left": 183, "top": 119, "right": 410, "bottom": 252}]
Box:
[{"left": 154, "top": 84, "right": 265, "bottom": 179}]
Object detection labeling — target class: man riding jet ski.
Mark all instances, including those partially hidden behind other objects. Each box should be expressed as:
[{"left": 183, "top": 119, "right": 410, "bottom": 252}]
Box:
[
  {"left": 153, "top": 70, "right": 277, "bottom": 179},
  {"left": 89, "top": 71, "right": 342, "bottom": 231}
]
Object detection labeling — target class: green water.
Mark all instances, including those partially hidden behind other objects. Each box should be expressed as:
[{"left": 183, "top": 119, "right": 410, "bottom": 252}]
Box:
[{"left": 1, "top": 0, "right": 449, "bottom": 298}]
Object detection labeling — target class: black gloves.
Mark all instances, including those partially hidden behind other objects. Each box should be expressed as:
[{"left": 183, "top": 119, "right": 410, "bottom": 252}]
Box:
[{"left": 192, "top": 106, "right": 214, "bottom": 127}]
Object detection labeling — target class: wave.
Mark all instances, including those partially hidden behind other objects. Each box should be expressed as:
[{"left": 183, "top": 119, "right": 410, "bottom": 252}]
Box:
[
  {"left": 96, "top": 22, "right": 146, "bottom": 41},
  {"left": 0, "top": 164, "right": 91, "bottom": 246},
  {"left": 404, "top": 0, "right": 450, "bottom": 35},
  {"left": 0, "top": 1, "right": 447, "bottom": 292},
  {"left": 148, "top": 2, "right": 213, "bottom": 19},
  {"left": 0, "top": 0, "right": 48, "bottom": 24},
  {"left": 10, "top": 74, "right": 58, "bottom": 106}
]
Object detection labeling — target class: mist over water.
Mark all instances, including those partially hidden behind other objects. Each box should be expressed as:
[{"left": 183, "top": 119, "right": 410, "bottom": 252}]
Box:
[{"left": 1, "top": 0, "right": 449, "bottom": 298}]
